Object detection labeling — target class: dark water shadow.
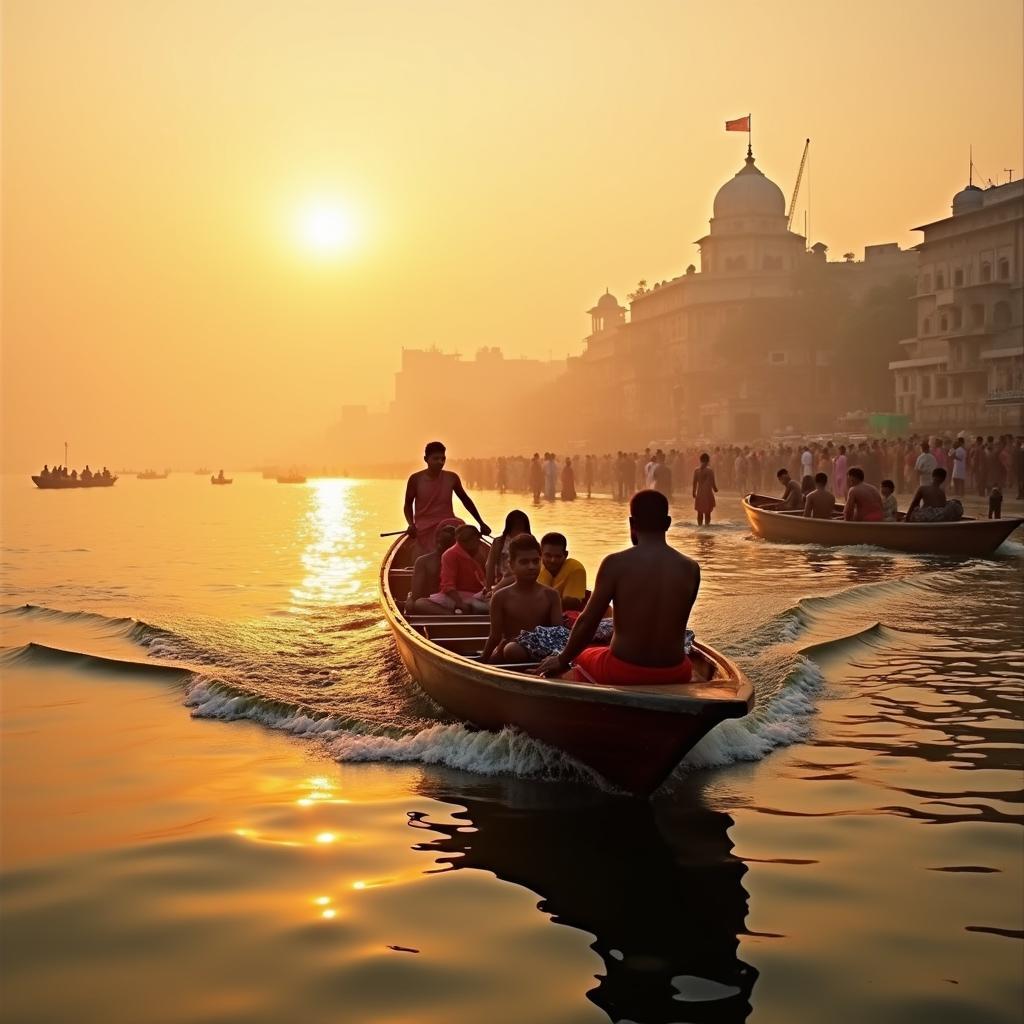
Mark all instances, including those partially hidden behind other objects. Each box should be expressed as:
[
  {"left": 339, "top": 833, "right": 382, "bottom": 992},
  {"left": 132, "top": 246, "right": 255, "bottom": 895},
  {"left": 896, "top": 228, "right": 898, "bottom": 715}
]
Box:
[{"left": 411, "top": 770, "right": 757, "bottom": 1023}]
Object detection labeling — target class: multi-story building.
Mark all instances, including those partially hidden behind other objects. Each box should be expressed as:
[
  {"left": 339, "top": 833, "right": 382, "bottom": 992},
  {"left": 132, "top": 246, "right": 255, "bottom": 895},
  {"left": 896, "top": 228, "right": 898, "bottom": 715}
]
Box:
[
  {"left": 569, "top": 149, "right": 914, "bottom": 447},
  {"left": 890, "top": 178, "right": 1023, "bottom": 434}
]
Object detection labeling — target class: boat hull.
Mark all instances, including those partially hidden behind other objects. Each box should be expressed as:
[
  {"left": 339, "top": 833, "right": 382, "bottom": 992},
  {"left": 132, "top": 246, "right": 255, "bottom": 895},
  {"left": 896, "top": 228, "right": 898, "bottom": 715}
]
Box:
[
  {"left": 32, "top": 476, "right": 117, "bottom": 489},
  {"left": 380, "top": 537, "right": 752, "bottom": 795},
  {"left": 742, "top": 493, "right": 1022, "bottom": 557}
]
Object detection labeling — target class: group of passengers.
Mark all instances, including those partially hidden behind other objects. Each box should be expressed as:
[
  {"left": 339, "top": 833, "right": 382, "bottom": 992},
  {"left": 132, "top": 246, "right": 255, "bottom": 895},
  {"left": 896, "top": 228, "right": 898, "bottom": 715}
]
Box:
[
  {"left": 773, "top": 451, "right": 969, "bottom": 523},
  {"left": 402, "top": 441, "right": 698, "bottom": 687},
  {"left": 38, "top": 464, "right": 112, "bottom": 482}
]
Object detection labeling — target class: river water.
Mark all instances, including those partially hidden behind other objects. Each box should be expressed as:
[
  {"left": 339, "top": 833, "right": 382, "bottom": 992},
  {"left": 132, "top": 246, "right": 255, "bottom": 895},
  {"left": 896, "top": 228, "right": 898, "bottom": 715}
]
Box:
[{"left": 1, "top": 473, "right": 1021, "bottom": 1023}]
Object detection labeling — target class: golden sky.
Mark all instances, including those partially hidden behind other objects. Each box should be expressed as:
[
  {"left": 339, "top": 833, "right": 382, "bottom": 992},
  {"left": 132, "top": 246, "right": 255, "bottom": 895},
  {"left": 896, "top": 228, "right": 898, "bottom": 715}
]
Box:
[{"left": 2, "top": 0, "right": 1022, "bottom": 469}]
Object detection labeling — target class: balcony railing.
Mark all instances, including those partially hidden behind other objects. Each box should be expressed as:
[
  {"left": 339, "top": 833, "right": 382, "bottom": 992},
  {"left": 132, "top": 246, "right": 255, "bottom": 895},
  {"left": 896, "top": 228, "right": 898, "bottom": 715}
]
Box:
[{"left": 987, "top": 388, "right": 1024, "bottom": 405}]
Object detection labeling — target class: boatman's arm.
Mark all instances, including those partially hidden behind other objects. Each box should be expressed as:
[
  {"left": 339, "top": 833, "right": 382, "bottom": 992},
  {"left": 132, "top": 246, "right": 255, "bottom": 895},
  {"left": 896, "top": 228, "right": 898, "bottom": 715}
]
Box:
[
  {"left": 843, "top": 492, "right": 856, "bottom": 521},
  {"left": 452, "top": 475, "right": 491, "bottom": 537},
  {"left": 403, "top": 473, "right": 418, "bottom": 538},
  {"left": 536, "top": 558, "right": 616, "bottom": 677},
  {"left": 802, "top": 494, "right": 814, "bottom": 518},
  {"left": 906, "top": 487, "right": 924, "bottom": 519}
]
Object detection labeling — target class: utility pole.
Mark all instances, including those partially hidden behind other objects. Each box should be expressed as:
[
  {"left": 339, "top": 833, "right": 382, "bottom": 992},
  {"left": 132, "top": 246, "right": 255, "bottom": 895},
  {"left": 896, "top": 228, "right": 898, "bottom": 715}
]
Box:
[{"left": 1004, "top": 168, "right": 1014, "bottom": 183}]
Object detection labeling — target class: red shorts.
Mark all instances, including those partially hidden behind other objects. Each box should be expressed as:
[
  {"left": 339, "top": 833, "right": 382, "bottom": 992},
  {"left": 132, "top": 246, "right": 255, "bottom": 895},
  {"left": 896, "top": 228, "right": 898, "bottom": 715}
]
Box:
[
  {"left": 859, "top": 510, "right": 883, "bottom": 522},
  {"left": 572, "top": 646, "right": 693, "bottom": 686}
]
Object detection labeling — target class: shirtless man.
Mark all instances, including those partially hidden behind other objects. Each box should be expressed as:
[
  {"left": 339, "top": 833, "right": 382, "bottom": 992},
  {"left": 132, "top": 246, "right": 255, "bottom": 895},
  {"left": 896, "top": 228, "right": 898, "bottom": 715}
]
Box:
[
  {"left": 843, "top": 467, "right": 884, "bottom": 522},
  {"left": 404, "top": 523, "right": 458, "bottom": 616},
  {"left": 907, "top": 467, "right": 963, "bottom": 522},
  {"left": 482, "top": 534, "right": 562, "bottom": 663},
  {"left": 776, "top": 469, "right": 804, "bottom": 511},
  {"left": 803, "top": 473, "right": 836, "bottom": 519},
  {"left": 536, "top": 490, "right": 699, "bottom": 686},
  {"left": 403, "top": 441, "right": 491, "bottom": 554}
]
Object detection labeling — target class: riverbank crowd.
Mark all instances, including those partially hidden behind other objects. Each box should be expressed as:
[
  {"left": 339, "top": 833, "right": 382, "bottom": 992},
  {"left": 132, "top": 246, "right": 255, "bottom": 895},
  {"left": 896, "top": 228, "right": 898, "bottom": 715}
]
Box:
[{"left": 454, "top": 435, "right": 1024, "bottom": 503}]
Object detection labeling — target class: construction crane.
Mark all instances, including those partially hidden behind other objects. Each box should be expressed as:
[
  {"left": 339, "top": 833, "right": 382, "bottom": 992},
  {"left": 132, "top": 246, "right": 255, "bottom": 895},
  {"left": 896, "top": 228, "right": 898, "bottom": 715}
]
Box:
[{"left": 787, "top": 138, "right": 810, "bottom": 232}]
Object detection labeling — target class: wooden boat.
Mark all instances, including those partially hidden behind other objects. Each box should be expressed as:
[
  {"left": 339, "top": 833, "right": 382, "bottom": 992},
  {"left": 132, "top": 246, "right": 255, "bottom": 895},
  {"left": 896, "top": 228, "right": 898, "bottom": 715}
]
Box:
[
  {"left": 743, "top": 493, "right": 1023, "bottom": 557},
  {"left": 276, "top": 474, "right": 307, "bottom": 484},
  {"left": 380, "top": 536, "right": 753, "bottom": 796},
  {"left": 210, "top": 475, "right": 233, "bottom": 485},
  {"left": 137, "top": 470, "right": 169, "bottom": 480},
  {"left": 32, "top": 474, "right": 117, "bottom": 489}
]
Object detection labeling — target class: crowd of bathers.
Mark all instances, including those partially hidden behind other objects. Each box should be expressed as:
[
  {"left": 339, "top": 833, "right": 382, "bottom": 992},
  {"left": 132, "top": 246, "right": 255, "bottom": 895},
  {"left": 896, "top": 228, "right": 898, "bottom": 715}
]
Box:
[{"left": 453, "top": 433, "right": 1024, "bottom": 508}]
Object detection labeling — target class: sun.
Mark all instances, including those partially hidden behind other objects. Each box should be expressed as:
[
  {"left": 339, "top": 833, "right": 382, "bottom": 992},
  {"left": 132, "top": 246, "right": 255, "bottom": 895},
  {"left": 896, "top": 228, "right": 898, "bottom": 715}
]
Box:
[{"left": 296, "top": 200, "right": 359, "bottom": 256}]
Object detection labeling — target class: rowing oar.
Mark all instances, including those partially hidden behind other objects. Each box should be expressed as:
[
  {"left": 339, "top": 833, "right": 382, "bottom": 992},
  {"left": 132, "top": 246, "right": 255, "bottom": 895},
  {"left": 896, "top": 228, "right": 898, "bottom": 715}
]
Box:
[{"left": 380, "top": 529, "right": 410, "bottom": 537}]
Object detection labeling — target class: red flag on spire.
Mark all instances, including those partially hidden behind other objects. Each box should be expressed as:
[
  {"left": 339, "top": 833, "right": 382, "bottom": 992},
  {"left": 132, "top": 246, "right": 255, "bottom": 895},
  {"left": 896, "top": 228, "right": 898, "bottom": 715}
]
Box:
[{"left": 725, "top": 115, "right": 750, "bottom": 132}]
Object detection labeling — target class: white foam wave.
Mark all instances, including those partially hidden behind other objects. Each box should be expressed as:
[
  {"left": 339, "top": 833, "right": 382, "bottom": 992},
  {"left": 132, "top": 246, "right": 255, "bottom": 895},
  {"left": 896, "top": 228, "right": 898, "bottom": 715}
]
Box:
[
  {"left": 682, "top": 658, "right": 824, "bottom": 770},
  {"left": 184, "top": 679, "right": 345, "bottom": 736},
  {"left": 328, "top": 722, "right": 592, "bottom": 782}
]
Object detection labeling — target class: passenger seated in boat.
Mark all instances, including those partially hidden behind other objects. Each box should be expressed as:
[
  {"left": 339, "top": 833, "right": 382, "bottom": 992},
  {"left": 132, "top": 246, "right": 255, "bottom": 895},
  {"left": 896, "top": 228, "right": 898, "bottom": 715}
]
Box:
[
  {"left": 776, "top": 469, "right": 804, "bottom": 510},
  {"left": 40, "top": 465, "right": 50, "bottom": 479},
  {"left": 843, "top": 467, "right": 884, "bottom": 522},
  {"left": 880, "top": 480, "right": 898, "bottom": 521},
  {"left": 800, "top": 474, "right": 815, "bottom": 498},
  {"left": 907, "top": 468, "right": 963, "bottom": 523},
  {"left": 81, "top": 465, "right": 93, "bottom": 482},
  {"left": 429, "top": 524, "right": 490, "bottom": 614},
  {"left": 404, "top": 441, "right": 491, "bottom": 556},
  {"left": 803, "top": 473, "right": 836, "bottom": 519},
  {"left": 481, "top": 534, "right": 562, "bottom": 664},
  {"left": 405, "top": 524, "right": 459, "bottom": 616},
  {"left": 538, "top": 532, "right": 587, "bottom": 611},
  {"left": 485, "top": 509, "right": 531, "bottom": 590},
  {"left": 536, "top": 490, "right": 698, "bottom": 686},
  {"left": 217, "top": 469, "right": 226, "bottom": 481}
]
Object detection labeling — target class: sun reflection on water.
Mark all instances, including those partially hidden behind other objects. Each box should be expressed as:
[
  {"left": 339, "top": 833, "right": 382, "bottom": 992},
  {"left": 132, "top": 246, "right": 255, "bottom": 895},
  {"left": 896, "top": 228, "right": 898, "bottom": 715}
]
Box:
[{"left": 290, "top": 479, "right": 369, "bottom": 608}]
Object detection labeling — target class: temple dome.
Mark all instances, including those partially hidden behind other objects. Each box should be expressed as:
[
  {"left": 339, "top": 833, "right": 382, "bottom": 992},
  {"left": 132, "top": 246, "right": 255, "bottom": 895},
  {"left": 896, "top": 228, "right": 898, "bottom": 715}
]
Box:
[
  {"left": 952, "top": 184, "right": 984, "bottom": 215},
  {"left": 596, "top": 290, "right": 621, "bottom": 309},
  {"left": 713, "top": 153, "right": 786, "bottom": 220}
]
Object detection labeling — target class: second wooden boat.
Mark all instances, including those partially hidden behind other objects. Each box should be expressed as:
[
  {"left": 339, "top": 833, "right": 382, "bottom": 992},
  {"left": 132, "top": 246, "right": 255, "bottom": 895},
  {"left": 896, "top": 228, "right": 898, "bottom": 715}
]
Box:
[{"left": 743, "top": 493, "right": 1022, "bottom": 557}]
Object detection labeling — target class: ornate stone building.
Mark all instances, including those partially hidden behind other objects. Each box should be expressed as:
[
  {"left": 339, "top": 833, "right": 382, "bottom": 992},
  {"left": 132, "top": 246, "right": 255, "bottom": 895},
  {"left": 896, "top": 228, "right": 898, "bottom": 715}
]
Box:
[{"left": 890, "top": 178, "right": 1023, "bottom": 434}]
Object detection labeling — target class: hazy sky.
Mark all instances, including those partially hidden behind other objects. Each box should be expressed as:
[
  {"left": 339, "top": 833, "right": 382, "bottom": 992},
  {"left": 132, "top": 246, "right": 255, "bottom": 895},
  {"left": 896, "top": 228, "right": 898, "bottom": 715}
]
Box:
[{"left": 3, "top": 0, "right": 1022, "bottom": 469}]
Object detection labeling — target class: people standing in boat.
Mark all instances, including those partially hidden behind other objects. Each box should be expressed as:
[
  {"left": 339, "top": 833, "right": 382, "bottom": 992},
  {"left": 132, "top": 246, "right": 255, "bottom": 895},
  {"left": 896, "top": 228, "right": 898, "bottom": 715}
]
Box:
[
  {"left": 803, "top": 473, "right": 836, "bottom": 519},
  {"left": 906, "top": 467, "right": 963, "bottom": 522},
  {"left": 843, "top": 467, "right": 884, "bottom": 522},
  {"left": 403, "top": 441, "right": 491, "bottom": 555},
  {"left": 536, "top": 490, "right": 699, "bottom": 686},
  {"left": 561, "top": 458, "right": 577, "bottom": 501}
]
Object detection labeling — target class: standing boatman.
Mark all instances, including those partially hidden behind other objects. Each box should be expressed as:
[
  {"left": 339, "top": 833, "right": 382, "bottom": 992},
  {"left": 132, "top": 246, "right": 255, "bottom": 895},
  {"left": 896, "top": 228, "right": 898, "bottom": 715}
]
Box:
[{"left": 403, "top": 441, "right": 491, "bottom": 555}]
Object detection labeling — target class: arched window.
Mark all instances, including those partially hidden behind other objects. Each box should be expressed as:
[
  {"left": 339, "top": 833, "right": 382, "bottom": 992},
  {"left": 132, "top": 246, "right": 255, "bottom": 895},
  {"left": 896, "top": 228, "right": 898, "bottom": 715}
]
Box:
[
  {"left": 993, "top": 301, "right": 1012, "bottom": 329},
  {"left": 998, "top": 258, "right": 1010, "bottom": 280},
  {"left": 981, "top": 261, "right": 992, "bottom": 282}
]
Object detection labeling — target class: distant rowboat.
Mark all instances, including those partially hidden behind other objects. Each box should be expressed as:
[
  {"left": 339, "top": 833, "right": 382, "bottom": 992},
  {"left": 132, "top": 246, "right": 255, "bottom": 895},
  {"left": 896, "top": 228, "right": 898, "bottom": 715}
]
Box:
[
  {"left": 137, "top": 470, "right": 169, "bottom": 480},
  {"left": 380, "top": 535, "right": 753, "bottom": 795},
  {"left": 210, "top": 476, "right": 233, "bottom": 485},
  {"left": 276, "top": 474, "right": 307, "bottom": 484},
  {"left": 742, "top": 492, "right": 1023, "bottom": 557},
  {"left": 32, "top": 474, "right": 117, "bottom": 489}
]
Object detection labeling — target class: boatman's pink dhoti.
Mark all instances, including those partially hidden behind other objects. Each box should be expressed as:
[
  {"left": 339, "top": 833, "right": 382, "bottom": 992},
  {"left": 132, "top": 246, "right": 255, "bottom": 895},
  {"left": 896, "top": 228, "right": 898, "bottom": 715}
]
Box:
[{"left": 413, "top": 471, "right": 458, "bottom": 554}]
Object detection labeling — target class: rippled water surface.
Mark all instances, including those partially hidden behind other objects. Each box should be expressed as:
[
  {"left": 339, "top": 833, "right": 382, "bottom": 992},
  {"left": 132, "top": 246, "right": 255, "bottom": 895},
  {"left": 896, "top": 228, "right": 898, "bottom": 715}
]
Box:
[{"left": 1, "top": 473, "right": 1022, "bottom": 1023}]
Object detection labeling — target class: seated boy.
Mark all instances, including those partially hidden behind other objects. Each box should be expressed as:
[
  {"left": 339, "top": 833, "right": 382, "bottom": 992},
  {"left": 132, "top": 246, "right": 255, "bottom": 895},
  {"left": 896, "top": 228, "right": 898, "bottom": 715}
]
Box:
[
  {"left": 880, "top": 480, "right": 898, "bottom": 521},
  {"left": 802, "top": 473, "right": 836, "bottom": 519},
  {"left": 429, "top": 524, "right": 490, "bottom": 614},
  {"left": 776, "top": 469, "right": 804, "bottom": 510},
  {"left": 481, "top": 534, "right": 562, "bottom": 663},
  {"left": 405, "top": 523, "right": 458, "bottom": 615},
  {"left": 537, "top": 532, "right": 588, "bottom": 610},
  {"left": 907, "top": 467, "right": 963, "bottom": 523}
]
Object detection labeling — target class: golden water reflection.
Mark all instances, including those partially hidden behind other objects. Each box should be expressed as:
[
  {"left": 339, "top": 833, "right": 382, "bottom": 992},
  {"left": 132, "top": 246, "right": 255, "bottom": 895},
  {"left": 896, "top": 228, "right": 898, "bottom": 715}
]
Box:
[{"left": 290, "top": 479, "right": 369, "bottom": 608}]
